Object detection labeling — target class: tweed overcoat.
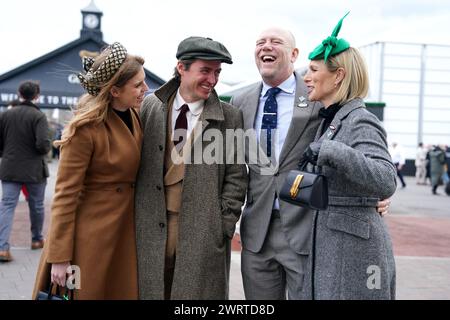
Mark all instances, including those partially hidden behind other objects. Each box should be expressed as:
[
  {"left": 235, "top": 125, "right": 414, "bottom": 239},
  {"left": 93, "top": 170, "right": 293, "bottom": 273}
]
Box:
[
  {"left": 302, "top": 98, "right": 397, "bottom": 300},
  {"left": 135, "top": 78, "right": 248, "bottom": 299},
  {"left": 33, "top": 109, "right": 142, "bottom": 299}
]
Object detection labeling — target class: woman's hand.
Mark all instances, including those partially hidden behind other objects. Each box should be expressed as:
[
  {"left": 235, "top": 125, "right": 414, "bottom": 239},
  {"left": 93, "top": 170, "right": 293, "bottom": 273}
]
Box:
[
  {"left": 51, "top": 262, "right": 70, "bottom": 287},
  {"left": 303, "top": 141, "right": 322, "bottom": 166}
]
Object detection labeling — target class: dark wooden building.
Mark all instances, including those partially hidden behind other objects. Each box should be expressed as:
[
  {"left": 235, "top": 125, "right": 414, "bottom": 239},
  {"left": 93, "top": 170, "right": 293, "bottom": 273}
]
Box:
[{"left": 0, "top": 1, "right": 164, "bottom": 126}]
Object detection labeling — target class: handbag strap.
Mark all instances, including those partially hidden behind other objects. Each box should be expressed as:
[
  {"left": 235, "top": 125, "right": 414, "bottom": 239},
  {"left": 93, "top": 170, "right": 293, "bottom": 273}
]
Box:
[
  {"left": 297, "top": 157, "right": 324, "bottom": 174},
  {"left": 47, "top": 283, "right": 74, "bottom": 300}
]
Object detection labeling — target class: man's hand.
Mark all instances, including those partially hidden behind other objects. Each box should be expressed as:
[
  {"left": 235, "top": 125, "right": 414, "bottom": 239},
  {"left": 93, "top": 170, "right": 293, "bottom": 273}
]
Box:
[{"left": 377, "top": 198, "right": 391, "bottom": 217}]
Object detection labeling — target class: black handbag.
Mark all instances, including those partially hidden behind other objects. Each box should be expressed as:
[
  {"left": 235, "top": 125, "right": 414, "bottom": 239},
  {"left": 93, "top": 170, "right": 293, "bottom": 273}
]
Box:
[
  {"left": 36, "top": 283, "right": 73, "bottom": 300},
  {"left": 279, "top": 159, "right": 328, "bottom": 210}
]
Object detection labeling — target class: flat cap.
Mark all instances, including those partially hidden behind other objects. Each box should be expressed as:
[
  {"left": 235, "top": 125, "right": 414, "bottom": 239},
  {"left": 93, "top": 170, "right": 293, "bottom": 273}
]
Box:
[{"left": 176, "top": 36, "right": 233, "bottom": 64}]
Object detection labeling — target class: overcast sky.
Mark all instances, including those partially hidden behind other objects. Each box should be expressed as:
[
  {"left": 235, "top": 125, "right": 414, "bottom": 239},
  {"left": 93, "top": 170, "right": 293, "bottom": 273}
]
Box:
[{"left": 1, "top": 0, "right": 450, "bottom": 85}]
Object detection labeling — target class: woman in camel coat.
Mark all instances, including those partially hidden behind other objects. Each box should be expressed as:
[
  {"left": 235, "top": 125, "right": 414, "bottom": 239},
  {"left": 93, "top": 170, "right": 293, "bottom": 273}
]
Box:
[{"left": 33, "top": 43, "right": 147, "bottom": 299}]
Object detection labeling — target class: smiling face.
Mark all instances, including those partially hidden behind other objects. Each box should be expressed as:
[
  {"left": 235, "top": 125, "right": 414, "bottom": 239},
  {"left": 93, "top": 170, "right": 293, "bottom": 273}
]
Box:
[
  {"left": 111, "top": 67, "right": 148, "bottom": 110},
  {"left": 177, "top": 59, "right": 221, "bottom": 102},
  {"left": 255, "top": 28, "right": 299, "bottom": 87},
  {"left": 303, "top": 60, "right": 342, "bottom": 107}
]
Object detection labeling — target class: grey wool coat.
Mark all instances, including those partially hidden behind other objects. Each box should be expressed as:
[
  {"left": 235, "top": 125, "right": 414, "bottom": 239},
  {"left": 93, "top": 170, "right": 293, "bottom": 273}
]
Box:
[
  {"left": 302, "top": 98, "right": 397, "bottom": 300},
  {"left": 135, "top": 78, "right": 248, "bottom": 299}
]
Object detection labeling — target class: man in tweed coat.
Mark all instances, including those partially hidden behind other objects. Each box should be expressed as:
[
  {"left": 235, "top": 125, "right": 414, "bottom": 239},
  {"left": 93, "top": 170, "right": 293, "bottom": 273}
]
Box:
[{"left": 135, "top": 37, "right": 247, "bottom": 299}]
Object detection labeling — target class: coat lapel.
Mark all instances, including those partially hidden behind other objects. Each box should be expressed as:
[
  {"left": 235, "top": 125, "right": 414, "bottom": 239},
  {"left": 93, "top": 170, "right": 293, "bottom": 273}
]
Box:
[
  {"left": 130, "top": 108, "right": 143, "bottom": 149},
  {"left": 317, "top": 98, "right": 365, "bottom": 142},
  {"left": 153, "top": 78, "right": 179, "bottom": 153},
  {"left": 278, "top": 71, "right": 316, "bottom": 165},
  {"left": 240, "top": 83, "right": 262, "bottom": 132},
  {"left": 238, "top": 83, "right": 268, "bottom": 168},
  {"left": 107, "top": 109, "right": 142, "bottom": 167},
  {"left": 197, "top": 90, "right": 224, "bottom": 132}
]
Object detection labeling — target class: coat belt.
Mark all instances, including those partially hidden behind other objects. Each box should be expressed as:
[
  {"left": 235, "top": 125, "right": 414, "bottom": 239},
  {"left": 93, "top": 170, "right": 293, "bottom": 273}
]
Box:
[{"left": 328, "top": 196, "right": 379, "bottom": 207}]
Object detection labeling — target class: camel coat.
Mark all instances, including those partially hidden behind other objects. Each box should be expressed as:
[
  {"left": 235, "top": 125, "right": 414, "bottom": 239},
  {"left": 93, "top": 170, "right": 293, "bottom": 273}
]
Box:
[{"left": 33, "top": 108, "right": 142, "bottom": 300}]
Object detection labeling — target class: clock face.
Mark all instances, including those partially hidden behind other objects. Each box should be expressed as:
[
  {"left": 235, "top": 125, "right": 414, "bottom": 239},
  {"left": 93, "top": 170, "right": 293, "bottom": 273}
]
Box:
[{"left": 84, "top": 14, "right": 99, "bottom": 29}]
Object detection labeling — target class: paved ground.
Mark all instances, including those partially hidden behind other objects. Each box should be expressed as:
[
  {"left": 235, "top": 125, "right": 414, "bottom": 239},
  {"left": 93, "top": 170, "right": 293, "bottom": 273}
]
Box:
[{"left": 1, "top": 161, "right": 449, "bottom": 300}]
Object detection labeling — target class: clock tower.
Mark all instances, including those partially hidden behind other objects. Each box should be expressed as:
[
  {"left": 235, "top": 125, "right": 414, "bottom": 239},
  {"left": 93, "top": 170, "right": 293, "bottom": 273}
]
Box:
[{"left": 80, "top": 0, "right": 103, "bottom": 41}]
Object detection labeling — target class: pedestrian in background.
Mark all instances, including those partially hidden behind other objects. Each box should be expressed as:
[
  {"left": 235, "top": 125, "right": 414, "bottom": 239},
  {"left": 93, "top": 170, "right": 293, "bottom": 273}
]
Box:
[
  {"left": 390, "top": 142, "right": 406, "bottom": 188},
  {"left": 415, "top": 142, "right": 427, "bottom": 185},
  {"left": 429, "top": 145, "right": 446, "bottom": 195},
  {"left": 0, "top": 81, "right": 51, "bottom": 262}
]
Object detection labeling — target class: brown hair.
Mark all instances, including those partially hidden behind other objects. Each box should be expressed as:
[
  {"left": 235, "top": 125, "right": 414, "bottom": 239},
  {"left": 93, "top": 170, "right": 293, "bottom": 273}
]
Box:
[
  {"left": 173, "top": 59, "right": 194, "bottom": 81},
  {"left": 55, "top": 52, "right": 145, "bottom": 147}
]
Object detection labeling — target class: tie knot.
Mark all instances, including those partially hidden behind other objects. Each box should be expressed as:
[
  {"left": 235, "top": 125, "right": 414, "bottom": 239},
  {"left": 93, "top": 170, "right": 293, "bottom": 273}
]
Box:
[
  {"left": 179, "top": 104, "right": 189, "bottom": 114},
  {"left": 267, "top": 87, "right": 281, "bottom": 97}
]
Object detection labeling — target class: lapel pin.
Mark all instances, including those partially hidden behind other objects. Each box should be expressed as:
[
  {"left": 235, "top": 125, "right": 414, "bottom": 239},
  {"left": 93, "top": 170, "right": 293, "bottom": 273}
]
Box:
[
  {"left": 327, "top": 125, "right": 336, "bottom": 138},
  {"left": 297, "top": 96, "right": 308, "bottom": 108}
]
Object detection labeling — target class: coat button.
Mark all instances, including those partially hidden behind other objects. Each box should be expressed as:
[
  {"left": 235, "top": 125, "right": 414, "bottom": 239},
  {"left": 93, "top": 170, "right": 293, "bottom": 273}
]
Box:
[
  {"left": 159, "top": 223, "right": 165, "bottom": 228},
  {"left": 116, "top": 187, "right": 123, "bottom": 193},
  {"left": 159, "top": 145, "right": 164, "bottom": 151},
  {"left": 156, "top": 185, "right": 162, "bottom": 191}
]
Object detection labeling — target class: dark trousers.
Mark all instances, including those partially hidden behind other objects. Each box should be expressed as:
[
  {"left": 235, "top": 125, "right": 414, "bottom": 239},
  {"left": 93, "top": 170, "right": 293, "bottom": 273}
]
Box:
[{"left": 395, "top": 163, "right": 406, "bottom": 187}]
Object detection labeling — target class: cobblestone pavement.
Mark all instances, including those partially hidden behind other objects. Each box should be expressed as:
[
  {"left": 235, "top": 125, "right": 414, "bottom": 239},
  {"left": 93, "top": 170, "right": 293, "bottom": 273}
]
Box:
[{"left": 1, "top": 161, "right": 449, "bottom": 300}]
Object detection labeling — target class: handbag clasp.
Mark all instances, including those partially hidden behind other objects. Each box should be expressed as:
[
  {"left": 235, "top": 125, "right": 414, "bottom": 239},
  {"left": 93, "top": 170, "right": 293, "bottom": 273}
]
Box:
[{"left": 290, "top": 174, "right": 304, "bottom": 199}]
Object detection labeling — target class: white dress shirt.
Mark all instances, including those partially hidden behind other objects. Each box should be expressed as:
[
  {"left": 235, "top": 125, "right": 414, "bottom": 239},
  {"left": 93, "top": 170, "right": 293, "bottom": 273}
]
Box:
[{"left": 172, "top": 89, "right": 204, "bottom": 140}]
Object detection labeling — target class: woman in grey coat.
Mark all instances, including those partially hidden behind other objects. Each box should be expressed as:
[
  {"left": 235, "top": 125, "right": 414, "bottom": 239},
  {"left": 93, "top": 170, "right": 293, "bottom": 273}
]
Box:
[{"left": 300, "top": 13, "right": 397, "bottom": 299}]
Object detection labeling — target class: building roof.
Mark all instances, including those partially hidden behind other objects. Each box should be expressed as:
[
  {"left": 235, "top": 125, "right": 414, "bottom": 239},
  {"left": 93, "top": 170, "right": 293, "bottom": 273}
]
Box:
[
  {"left": 0, "top": 36, "right": 165, "bottom": 86},
  {"left": 0, "top": 2, "right": 165, "bottom": 108},
  {"left": 81, "top": 0, "right": 102, "bottom": 14}
]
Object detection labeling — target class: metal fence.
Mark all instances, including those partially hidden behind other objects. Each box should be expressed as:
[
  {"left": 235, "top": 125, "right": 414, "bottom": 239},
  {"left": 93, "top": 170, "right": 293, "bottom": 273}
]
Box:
[{"left": 360, "top": 41, "right": 450, "bottom": 159}]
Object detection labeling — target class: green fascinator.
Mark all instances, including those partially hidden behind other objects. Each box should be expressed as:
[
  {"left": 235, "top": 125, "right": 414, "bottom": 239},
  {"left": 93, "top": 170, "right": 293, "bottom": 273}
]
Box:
[{"left": 308, "top": 12, "right": 350, "bottom": 61}]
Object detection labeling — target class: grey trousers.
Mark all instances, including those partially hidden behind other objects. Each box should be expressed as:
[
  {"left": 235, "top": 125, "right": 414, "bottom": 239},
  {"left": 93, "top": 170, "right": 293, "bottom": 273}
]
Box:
[{"left": 241, "top": 211, "right": 308, "bottom": 300}]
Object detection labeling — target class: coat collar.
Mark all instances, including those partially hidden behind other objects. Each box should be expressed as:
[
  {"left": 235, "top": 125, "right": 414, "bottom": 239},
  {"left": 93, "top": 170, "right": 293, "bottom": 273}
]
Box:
[
  {"left": 239, "top": 83, "right": 261, "bottom": 132},
  {"left": 154, "top": 77, "right": 224, "bottom": 122},
  {"left": 314, "top": 97, "right": 365, "bottom": 142},
  {"left": 18, "top": 100, "right": 40, "bottom": 110},
  {"left": 107, "top": 107, "right": 143, "bottom": 153},
  {"left": 333, "top": 97, "right": 365, "bottom": 121}
]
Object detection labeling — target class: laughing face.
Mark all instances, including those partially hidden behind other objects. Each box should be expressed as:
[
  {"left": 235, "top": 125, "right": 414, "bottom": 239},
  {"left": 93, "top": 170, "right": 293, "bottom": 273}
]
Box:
[
  {"left": 255, "top": 28, "right": 299, "bottom": 87},
  {"left": 177, "top": 59, "right": 221, "bottom": 102}
]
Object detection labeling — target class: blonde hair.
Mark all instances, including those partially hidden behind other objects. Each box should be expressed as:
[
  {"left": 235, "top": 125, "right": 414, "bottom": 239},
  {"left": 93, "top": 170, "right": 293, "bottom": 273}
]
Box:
[
  {"left": 326, "top": 47, "right": 369, "bottom": 105},
  {"left": 55, "top": 52, "right": 145, "bottom": 147}
]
